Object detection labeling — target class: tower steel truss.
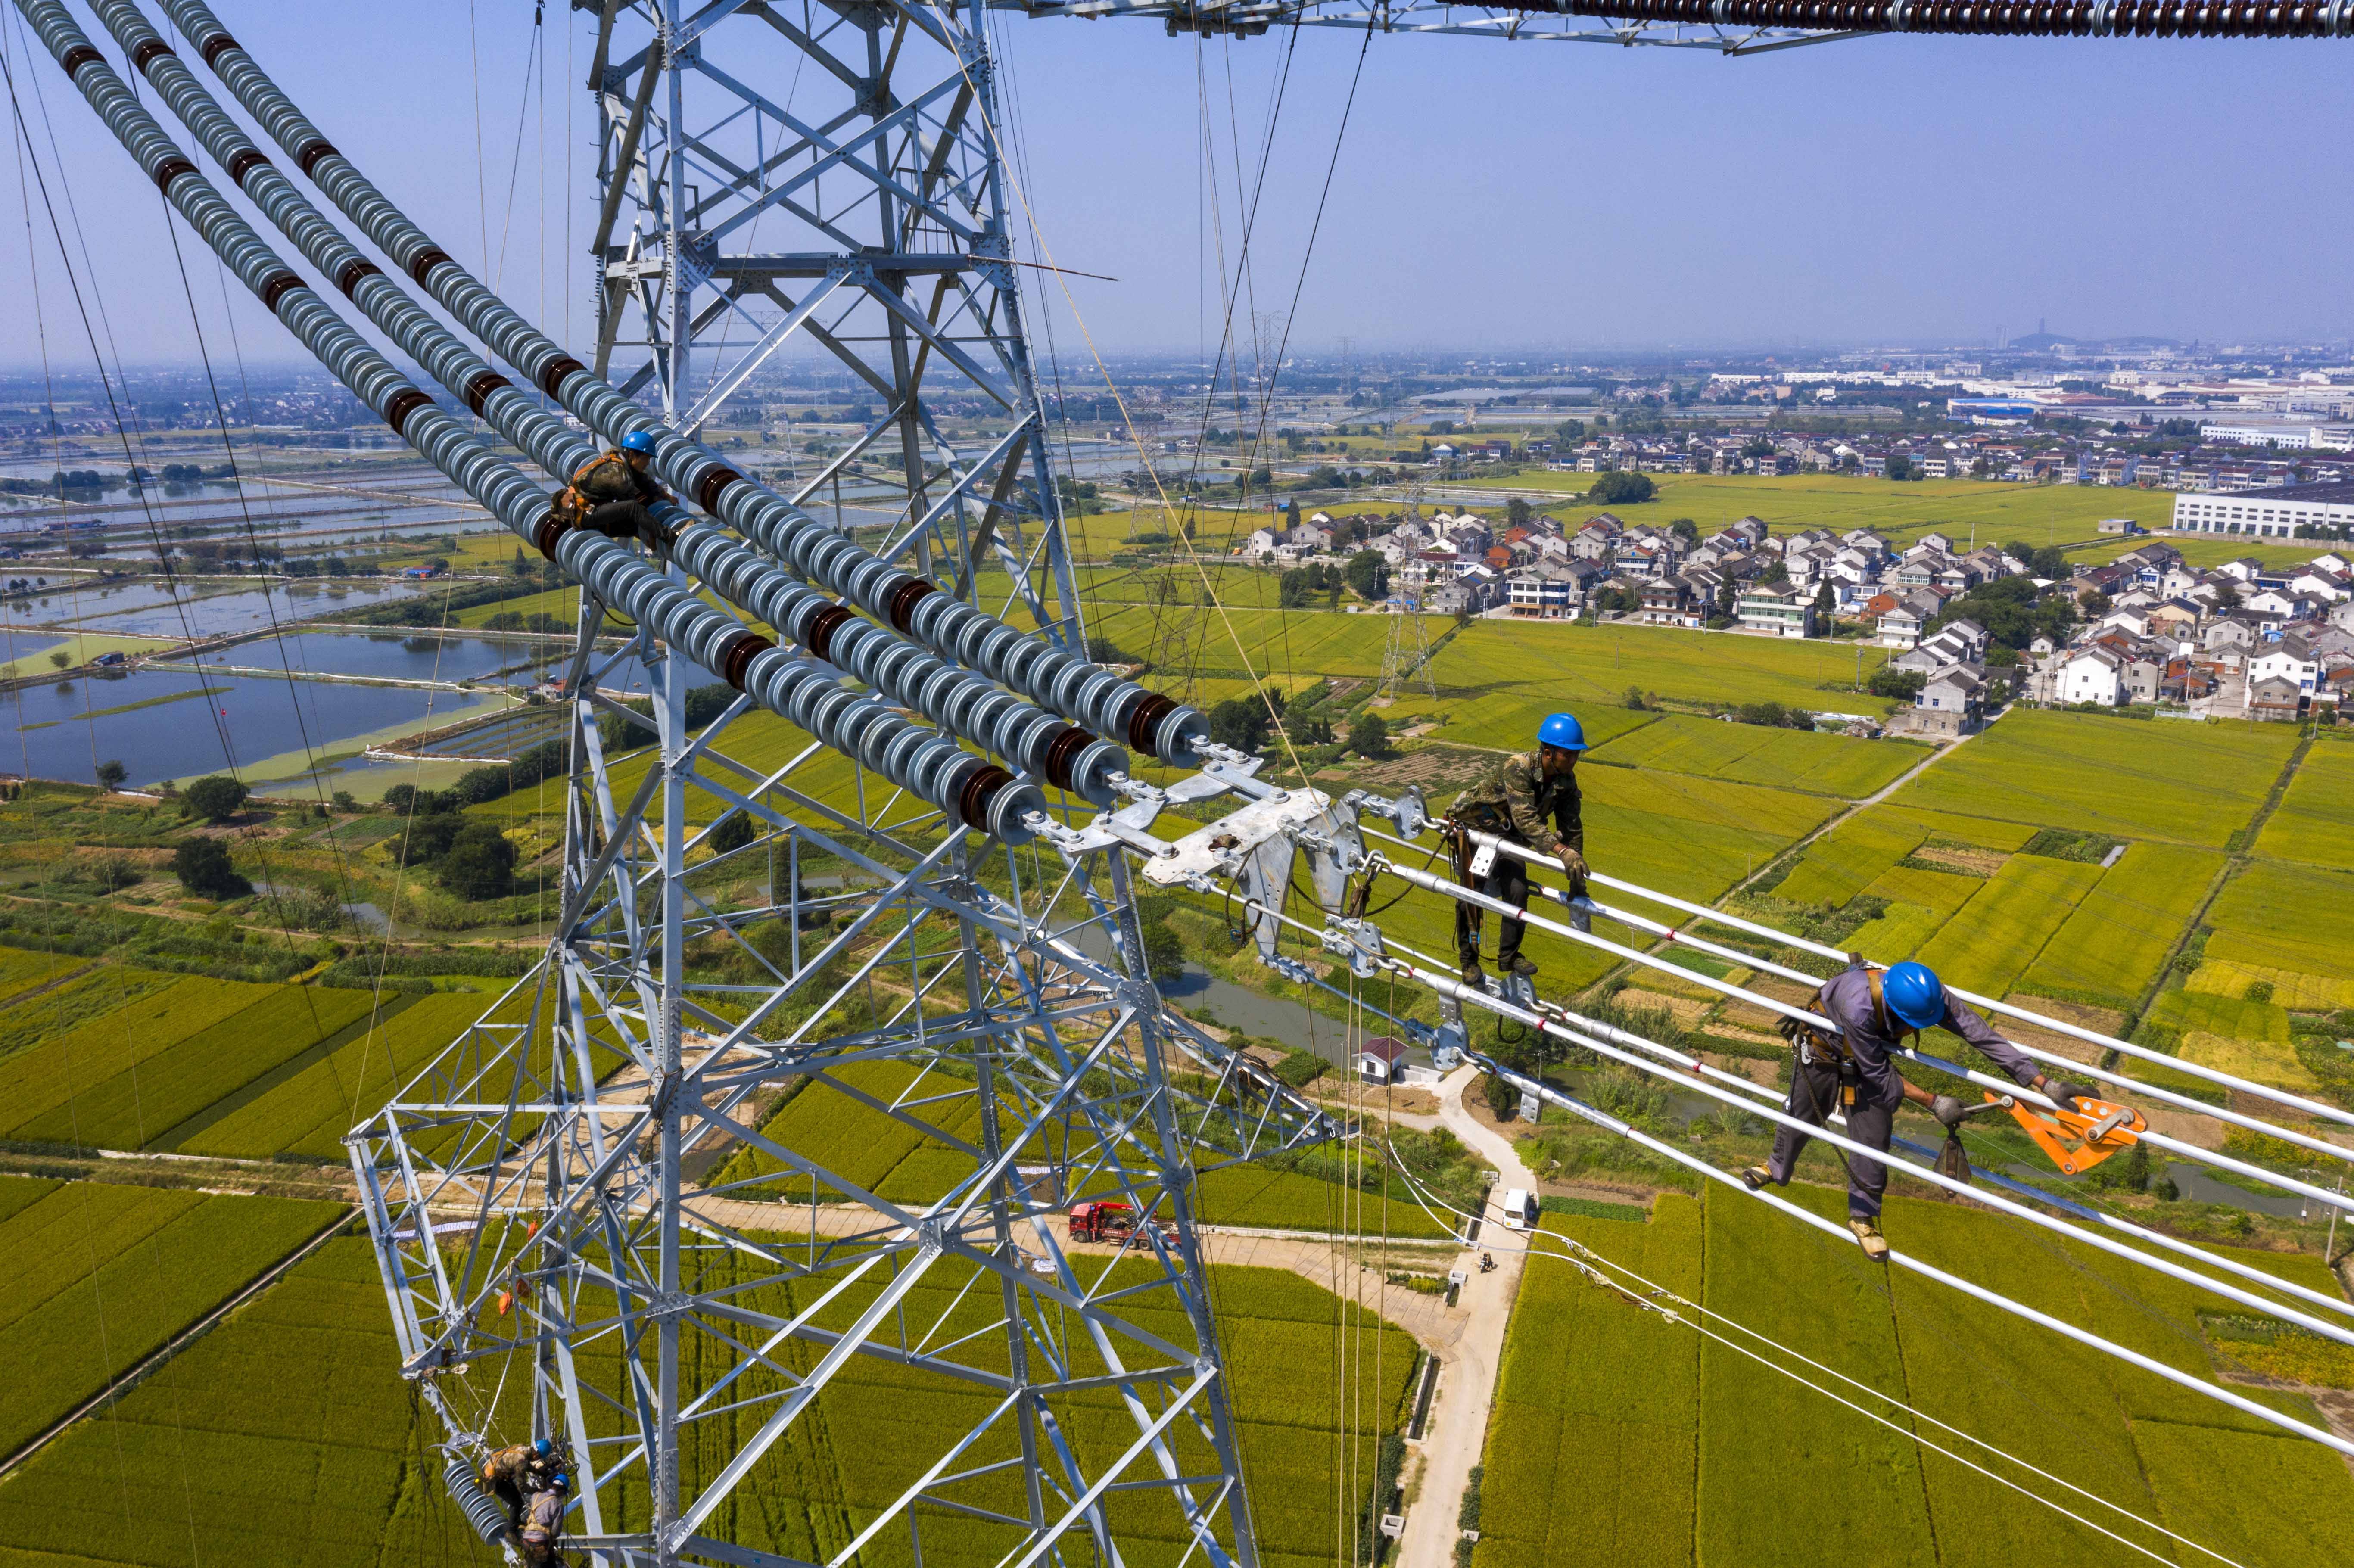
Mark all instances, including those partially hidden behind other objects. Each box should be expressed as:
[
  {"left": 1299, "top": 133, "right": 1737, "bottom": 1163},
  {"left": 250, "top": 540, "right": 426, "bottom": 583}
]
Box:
[{"left": 585, "top": 0, "right": 1085, "bottom": 644}]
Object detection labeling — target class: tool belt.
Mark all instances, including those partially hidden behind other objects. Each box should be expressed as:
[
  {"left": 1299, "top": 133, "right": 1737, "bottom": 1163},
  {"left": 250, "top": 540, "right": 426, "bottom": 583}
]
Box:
[{"left": 1778, "top": 1008, "right": 1863, "bottom": 1107}]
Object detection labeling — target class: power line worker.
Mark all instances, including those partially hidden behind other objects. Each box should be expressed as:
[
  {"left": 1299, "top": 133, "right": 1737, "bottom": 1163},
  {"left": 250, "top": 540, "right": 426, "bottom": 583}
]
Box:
[
  {"left": 1448, "top": 712, "right": 1589, "bottom": 987},
  {"left": 481, "top": 1438, "right": 557, "bottom": 1532},
  {"left": 1741, "top": 959, "right": 2096, "bottom": 1260},
  {"left": 519, "top": 1472, "right": 570, "bottom": 1567},
  {"left": 554, "top": 428, "right": 676, "bottom": 548}
]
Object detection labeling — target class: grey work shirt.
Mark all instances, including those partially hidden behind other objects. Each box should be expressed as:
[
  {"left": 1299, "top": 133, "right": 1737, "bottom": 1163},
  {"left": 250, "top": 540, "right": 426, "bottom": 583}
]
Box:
[{"left": 1818, "top": 966, "right": 2042, "bottom": 1110}]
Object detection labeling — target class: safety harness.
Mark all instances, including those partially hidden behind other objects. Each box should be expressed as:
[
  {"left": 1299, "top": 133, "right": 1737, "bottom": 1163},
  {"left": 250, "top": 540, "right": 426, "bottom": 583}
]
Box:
[
  {"left": 1777, "top": 964, "right": 1918, "bottom": 1109},
  {"left": 550, "top": 450, "right": 623, "bottom": 525}
]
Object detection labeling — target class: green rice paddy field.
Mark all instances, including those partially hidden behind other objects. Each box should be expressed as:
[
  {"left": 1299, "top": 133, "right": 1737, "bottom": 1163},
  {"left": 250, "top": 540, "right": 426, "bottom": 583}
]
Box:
[
  {"left": 1474, "top": 1189, "right": 2351, "bottom": 1568},
  {"left": 1751, "top": 713, "right": 2354, "bottom": 1092},
  {"left": 0, "top": 1232, "right": 1418, "bottom": 1568}
]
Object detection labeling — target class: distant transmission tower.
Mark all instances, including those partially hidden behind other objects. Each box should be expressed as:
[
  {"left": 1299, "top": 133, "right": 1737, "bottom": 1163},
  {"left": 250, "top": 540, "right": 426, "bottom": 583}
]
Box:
[{"left": 1379, "top": 471, "right": 1440, "bottom": 704}]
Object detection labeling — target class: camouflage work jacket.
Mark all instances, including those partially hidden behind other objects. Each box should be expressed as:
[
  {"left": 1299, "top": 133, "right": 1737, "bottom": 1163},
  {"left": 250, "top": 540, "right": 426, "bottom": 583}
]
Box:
[{"left": 1450, "top": 750, "right": 1582, "bottom": 849}]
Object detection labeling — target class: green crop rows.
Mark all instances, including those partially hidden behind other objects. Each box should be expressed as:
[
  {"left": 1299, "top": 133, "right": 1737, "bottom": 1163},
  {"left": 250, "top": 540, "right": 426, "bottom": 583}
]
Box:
[
  {"left": 1474, "top": 1185, "right": 2354, "bottom": 1568},
  {"left": 0, "top": 978, "right": 380, "bottom": 1151},
  {"left": 1893, "top": 711, "right": 2296, "bottom": 849},
  {"left": 1473, "top": 1198, "right": 1700, "bottom": 1565},
  {"left": 177, "top": 991, "right": 493, "bottom": 1160},
  {"left": 0, "top": 946, "right": 74, "bottom": 1008},
  {"left": 1591, "top": 714, "right": 1928, "bottom": 800},
  {"left": 1914, "top": 855, "right": 2103, "bottom": 999},
  {"left": 2015, "top": 843, "right": 2223, "bottom": 1011},
  {"left": 2206, "top": 859, "right": 2354, "bottom": 982},
  {"left": 0, "top": 965, "right": 178, "bottom": 1061},
  {"left": 712, "top": 1060, "right": 1454, "bottom": 1237},
  {"left": 0, "top": 1177, "right": 342, "bottom": 1457},
  {"left": 2252, "top": 737, "right": 2354, "bottom": 872},
  {"left": 0, "top": 1230, "right": 1419, "bottom": 1568},
  {"left": 1775, "top": 812, "right": 1931, "bottom": 907}
]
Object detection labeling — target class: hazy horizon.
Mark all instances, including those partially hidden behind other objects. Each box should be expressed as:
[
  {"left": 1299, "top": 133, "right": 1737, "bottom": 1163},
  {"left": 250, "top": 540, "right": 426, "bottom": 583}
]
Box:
[{"left": 0, "top": 3, "right": 2345, "bottom": 377}]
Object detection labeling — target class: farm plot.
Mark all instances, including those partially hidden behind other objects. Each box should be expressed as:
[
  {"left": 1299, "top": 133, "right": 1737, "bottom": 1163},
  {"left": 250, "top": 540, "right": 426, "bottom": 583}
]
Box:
[
  {"left": 0, "top": 964, "right": 177, "bottom": 1061},
  {"left": 1590, "top": 714, "right": 1928, "bottom": 799},
  {"left": 1913, "top": 856, "right": 2104, "bottom": 999},
  {"left": 2146, "top": 987, "right": 2291, "bottom": 1044},
  {"left": 1086, "top": 602, "right": 1402, "bottom": 682},
  {"left": 0, "top": 945, "right": 76, "bottom": 1007},
  {"left": 0, "top": 975, "right": 278, "bottom": 1141},
  {"left": 1846, "top": 901, "right": 1950, "bottom": 966},
  {"left": 0, "top": 1234, "right": 480, "bottom": 1568},
  {"left": 2014, "top": 842, "right": 2224, "bottom": 1012},
  {"left": 1192, "top": 1161, "right": 1454, "bottom": 1238},
  {"left": 1699, "top": 1184, "right": 1936, "bottom": 1568},
  {"left": 2204, "top": 859, "right": 2354, "bottom": 983},
  {"left": 0, "top": 1184, "right": 342, "bottom": 1457},
  {"left": 1893, "top": 711, "right": 2295, "bottom": 849},
  {"left": 1472, "top": 1197, "right": 1700, "bottom": 1568},
  {"left": 1459, "top": 470, "right": 2183, "bottom": 548},
  {"left": 1, "top": 984, "right": 380, "bottom": 1151},
  {"left": 1404, "top": 684, "right": 1659, "bottom": 756},
  {"left": 1478, "top": 1183, "right": 2354, "bottom": 1568},
  {"left": 1772, "top": 810, "right": 1931, "bottom": 907},
  {"left": 2253, "top": 738, "right": 2354, "bottom": 871},
  {"left": 174, "top": 991, "right": 497, "bottom": 1160},
  {"left": 2185, "top": 959, "right": 2354, "bottom": 1014},
  {"left": 711, "top": 1059, "right": 1456, "bottom": 1237},
  {"left": 1428, "top": 618, "right": 1892, "bottom": 736}
]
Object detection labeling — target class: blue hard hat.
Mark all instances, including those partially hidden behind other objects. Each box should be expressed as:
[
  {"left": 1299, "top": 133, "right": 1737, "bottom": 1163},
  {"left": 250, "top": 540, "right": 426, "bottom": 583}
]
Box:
[
  {"left": 1882, "top": 961, "right": 1945, "bottom": 1031},
  {"left": 1537, "top": 712, "right": 1588, "bottom": 753},
  {"left": 533, "top": 1439, "right": 552, "bottom": 1459},
  {"left": 620, "top": 429, "right": 658, "bottom": 456},
  {"left": 551, "top": 1473, "right": 570, "bottom": 1490}
]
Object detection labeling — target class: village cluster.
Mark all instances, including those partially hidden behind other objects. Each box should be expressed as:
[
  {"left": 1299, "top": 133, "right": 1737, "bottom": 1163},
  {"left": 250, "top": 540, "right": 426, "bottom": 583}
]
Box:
[{"left": 1243, "top": 508, "right": 2354, "bottom": 734}]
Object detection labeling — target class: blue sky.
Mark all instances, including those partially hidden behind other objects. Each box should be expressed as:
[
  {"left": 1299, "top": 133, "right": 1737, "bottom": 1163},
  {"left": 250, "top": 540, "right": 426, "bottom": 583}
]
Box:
[{"left": 0, "top": 1, "right": 2344, "bottom": 370}]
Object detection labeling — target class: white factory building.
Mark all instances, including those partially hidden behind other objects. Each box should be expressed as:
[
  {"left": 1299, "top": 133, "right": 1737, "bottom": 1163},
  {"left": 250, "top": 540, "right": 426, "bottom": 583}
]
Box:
[{"left": 2172, "top": 481, "right": 2354, "bottom": 538}]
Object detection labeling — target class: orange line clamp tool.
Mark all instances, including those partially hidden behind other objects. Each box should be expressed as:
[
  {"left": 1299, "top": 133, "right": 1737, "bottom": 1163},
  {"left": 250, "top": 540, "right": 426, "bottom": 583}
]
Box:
[{"left": 2000, "top": 1089, "right": 2145, "bottom": 1176}]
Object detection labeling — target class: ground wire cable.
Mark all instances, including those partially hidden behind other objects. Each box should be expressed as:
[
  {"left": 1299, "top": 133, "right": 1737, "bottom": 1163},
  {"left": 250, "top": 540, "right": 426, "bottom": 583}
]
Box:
[
  {"left": 0, "top": 14, "right": 241, "bottom": 772},
  {"left": 1380, "top": 1151, "right": 2244, "bottom": 1568},
  {"left": 950, "top": 70, "right": 1315, "bottom": 791},
  {"left": 100, "top": 33, "right": 405, "bottom": 1141},
  {"left": 492, "top": 0, "right": 543, "bottom": 299},
  {"left": 129, "top": 65, "right": 373, "bottom": 1005},
  {"left": 0, "top": 27, "right": 144, "bottom": 1542}
]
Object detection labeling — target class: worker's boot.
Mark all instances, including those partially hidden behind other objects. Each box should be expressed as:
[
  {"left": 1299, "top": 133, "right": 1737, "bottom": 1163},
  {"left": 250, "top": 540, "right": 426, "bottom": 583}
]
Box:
[
  {"left": 1459, "top": 956, "right": 1485, "bottom": 989},
  {"left": 1498, "top": 951, "right": 1539, "bottom": 980},
  {"left": 1738, "top": 1165, "right": 1773, "bottom": 1192},
  {"left": 1848, "top": 1218, "right": 1890, "bottom": 1261}
]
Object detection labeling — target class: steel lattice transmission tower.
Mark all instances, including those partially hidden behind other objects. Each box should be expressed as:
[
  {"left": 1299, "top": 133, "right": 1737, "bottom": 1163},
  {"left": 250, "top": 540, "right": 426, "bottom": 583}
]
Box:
[
  {"left": 342, "top": 4, "right": 1341, "bottom": 1566},
  {"left": 584, "top": 0, "right": 1082, "bottom": 641}
]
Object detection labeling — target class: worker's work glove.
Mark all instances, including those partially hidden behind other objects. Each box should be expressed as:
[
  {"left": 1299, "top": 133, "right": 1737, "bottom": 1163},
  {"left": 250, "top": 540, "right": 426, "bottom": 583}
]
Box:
[
  {"left": 1555, "top": 844, "right": 1588, "bottom": 880},
  {"left": 2041, "top": 1079, "right": 2097, "bottom": 1117},
  {"left": 1929, "top": 1093, "right": 1969, "bottom": 1131}
]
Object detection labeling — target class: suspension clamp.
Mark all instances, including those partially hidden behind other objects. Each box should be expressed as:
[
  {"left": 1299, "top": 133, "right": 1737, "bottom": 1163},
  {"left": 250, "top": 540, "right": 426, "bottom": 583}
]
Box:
[{"left": 1317, "top": 919, "right": 1386, "bottom": 977}]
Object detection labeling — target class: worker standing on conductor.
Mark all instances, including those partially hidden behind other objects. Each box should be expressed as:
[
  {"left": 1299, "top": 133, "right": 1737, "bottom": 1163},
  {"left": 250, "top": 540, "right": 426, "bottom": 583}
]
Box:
[
  {"left": 1447, "top": 712, "right": 1590, "bottom": 987},
  {"left": 555, "top": 428, "right": 676, "bottom": 548},
  {"left": 1742, "top": 959, "right": 2101, "bottom": 1260}
]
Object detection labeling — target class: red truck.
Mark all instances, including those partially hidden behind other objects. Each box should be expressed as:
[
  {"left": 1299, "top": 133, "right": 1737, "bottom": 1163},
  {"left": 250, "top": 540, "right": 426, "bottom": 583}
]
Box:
[{"left": 1067, "top": 1201, "right": 1174, "bottom": 1245}]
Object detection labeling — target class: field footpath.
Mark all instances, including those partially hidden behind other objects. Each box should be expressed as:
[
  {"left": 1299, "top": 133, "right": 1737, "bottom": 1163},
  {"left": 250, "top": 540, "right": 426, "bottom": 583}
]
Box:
[{"left": 1395, "top": 1064, "right": 1535, "bottom": 1568}]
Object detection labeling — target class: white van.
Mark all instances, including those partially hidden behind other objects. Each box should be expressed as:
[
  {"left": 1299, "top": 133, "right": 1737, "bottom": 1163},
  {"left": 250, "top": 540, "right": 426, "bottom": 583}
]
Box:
[{"left": 1497, "top": 1188, "right": 1538, "bottom": 1233}]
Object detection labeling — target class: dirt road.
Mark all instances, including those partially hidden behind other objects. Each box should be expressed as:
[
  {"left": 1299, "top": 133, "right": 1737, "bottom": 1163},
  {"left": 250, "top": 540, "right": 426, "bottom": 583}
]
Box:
[{"left": 1395, "top": 1064, "right": 1534, "bottom": 1566}]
